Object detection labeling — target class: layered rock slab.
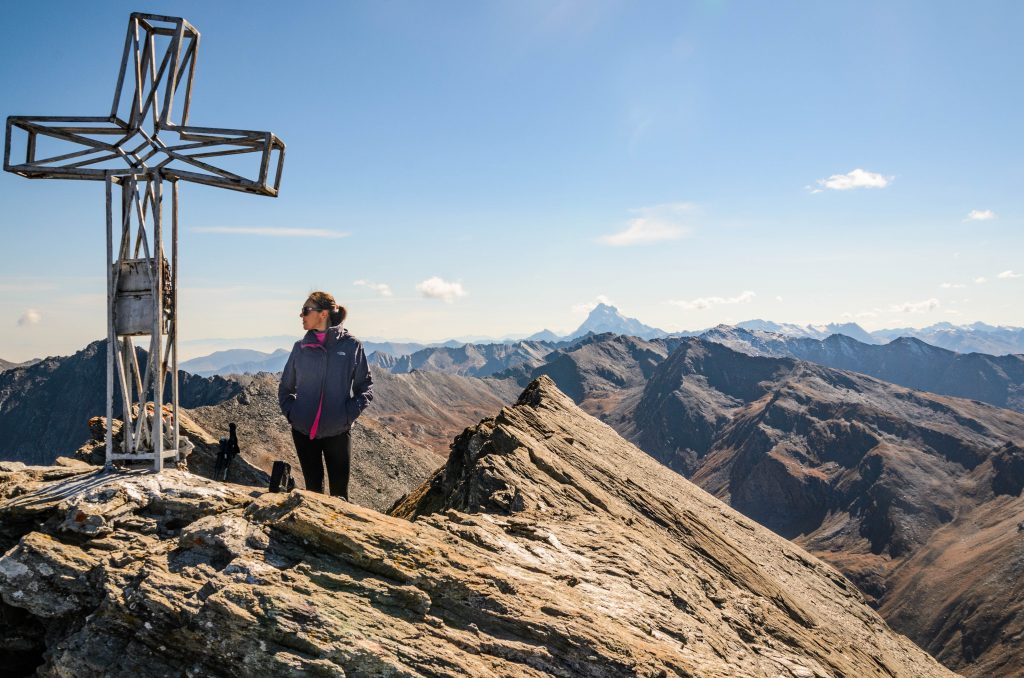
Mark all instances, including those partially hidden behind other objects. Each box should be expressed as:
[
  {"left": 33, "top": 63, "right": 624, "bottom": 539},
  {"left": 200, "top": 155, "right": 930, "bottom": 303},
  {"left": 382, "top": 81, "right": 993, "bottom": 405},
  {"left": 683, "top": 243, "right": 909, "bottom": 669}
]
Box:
[{"left": 0, "top": 378, "right": 950, "bottom": 676}]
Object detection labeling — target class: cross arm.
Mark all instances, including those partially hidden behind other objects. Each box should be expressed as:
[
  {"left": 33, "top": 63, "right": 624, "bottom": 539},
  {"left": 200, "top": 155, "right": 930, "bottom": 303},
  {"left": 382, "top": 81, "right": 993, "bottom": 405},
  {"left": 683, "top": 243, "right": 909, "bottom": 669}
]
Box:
[
  {"left": 4, "top": 115, "right": 130, "bottom": 181},
  {"left": 158, "top": 125, "right": 286, "bottom": 197},
  {"left": 5, "top": 117, "right": 286, "bottom": 196}
]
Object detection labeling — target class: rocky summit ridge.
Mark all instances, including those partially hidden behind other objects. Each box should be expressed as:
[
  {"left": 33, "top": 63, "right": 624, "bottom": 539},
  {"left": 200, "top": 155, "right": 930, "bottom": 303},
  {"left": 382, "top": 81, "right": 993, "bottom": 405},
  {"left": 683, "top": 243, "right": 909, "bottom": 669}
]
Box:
[{"left": 0, "top": 377, "right": 950, "bottom": 677}]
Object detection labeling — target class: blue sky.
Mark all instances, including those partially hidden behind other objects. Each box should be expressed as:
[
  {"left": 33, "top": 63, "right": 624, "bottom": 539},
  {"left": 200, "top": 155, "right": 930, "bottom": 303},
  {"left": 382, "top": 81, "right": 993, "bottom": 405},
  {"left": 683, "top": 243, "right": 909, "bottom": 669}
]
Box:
[{"left": 1, "top": 1, "right": 1021, "bottom": 361}]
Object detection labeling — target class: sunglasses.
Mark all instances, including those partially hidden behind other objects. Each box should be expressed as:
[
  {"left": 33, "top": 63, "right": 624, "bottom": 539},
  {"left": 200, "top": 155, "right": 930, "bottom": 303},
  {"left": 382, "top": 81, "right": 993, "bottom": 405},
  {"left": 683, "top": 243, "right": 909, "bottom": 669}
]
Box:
[{"left": 301, "top": 306, "right": 328, "bottom": 316}]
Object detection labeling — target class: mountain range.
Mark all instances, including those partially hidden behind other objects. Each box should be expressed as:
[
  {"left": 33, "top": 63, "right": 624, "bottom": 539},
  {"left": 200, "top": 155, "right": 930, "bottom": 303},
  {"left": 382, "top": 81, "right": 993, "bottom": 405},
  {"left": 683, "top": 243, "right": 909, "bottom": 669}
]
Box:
[
  {"left": 161, "top": 304, "right": 1023, "bottom": 379},
  {"left": 3, "top": 327, "right": 1024, "bottom": 674}
]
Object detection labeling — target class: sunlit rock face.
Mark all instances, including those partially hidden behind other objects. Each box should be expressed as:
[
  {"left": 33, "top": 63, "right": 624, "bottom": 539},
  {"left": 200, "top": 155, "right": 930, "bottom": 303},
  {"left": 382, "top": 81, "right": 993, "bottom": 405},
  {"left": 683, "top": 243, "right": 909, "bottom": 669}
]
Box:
[{"left": 0, "top": 377, "right": 951, "bottom": 677}]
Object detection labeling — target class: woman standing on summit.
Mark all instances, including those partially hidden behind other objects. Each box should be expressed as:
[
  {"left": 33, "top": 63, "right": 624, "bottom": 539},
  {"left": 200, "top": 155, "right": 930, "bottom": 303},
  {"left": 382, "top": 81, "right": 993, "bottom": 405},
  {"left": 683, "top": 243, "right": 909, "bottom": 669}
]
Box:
[{"left": 279, "top": 291, "right": 373, "bottom": 500}]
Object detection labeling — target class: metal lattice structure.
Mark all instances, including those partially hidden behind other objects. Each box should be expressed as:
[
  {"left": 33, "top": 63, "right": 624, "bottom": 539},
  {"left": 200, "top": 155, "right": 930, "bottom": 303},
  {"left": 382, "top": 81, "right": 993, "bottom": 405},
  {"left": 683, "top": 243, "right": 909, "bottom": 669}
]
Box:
[{"left": 3, "top": 13, "right": 286, "bottom": 470}]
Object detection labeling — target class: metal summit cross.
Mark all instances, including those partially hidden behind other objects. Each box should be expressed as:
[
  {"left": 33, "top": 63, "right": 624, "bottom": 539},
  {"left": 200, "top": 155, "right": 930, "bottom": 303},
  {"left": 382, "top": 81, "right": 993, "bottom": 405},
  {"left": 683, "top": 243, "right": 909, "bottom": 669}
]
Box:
[{"left": 4, "top": 13, "right": 286, "bottom": 471}]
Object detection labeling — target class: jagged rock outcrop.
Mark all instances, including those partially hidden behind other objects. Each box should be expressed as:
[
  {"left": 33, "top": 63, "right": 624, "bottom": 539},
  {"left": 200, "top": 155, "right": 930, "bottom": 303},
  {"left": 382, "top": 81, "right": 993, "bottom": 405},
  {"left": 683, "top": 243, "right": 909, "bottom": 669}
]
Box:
[
  {"left": 73, "top": 408, "right": 269, "bottom": 489},
  {"left": 0, "top": 378, "right": 951, "bottom": 677}
]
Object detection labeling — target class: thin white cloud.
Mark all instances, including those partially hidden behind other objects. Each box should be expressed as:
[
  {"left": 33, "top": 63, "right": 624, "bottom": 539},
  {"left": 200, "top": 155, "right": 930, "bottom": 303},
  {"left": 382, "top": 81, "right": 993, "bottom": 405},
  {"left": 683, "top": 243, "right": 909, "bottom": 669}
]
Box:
[
  {"left": 669, "top": 290, "right": 755, "bottom": 311},
  {"left": 775, "top": 296, "right": 783, "bottom": 302},
  {"left": 571, "top": 294, "right": 613, "bottom": 315},
  {"left": 814, "top": 168, "right": 892, "bottom": 191},
  {"left": 974, "top": 277, "right": 988, "bottom": 284},
  {"left": 354, "top": 279, "right": 393, "bottom": 297},
  {"left": 599, "top": 203, "right": 694, "bottom": 246},
  {"left": 940, "top": 282, "right": 966, "bottom": 289},
  {"left": 416, "top": 276, "right": 466, "bottom": 303},
  {"left": 193, "top": 226, "right": 350, "bottom": 239},
  {"left": 887, "top": 298, "right": 940, "bottom": 314},
  {"left": 965, "top": 209, "right": 996, "bottom": 221},
  {"left": 17, "top": 309, "right": 41, "bottom": 327},
  {"left": 998, "top": 270, "right": 1022, "bottom": 279}
]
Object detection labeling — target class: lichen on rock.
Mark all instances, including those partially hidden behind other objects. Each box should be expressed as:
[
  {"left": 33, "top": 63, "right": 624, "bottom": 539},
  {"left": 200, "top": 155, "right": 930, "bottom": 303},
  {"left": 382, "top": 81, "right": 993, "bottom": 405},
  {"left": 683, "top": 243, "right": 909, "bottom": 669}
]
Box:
[{"left": 0, "top": 377, "right": 953, "bottom": 676}]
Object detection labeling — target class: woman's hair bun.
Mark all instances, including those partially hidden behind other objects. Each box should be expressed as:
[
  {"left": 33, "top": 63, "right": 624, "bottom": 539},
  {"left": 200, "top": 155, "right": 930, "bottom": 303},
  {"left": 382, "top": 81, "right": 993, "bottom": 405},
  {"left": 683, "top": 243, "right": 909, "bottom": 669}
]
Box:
[{"left": 331, "top": 305, "right": 348, "bottom": 325}]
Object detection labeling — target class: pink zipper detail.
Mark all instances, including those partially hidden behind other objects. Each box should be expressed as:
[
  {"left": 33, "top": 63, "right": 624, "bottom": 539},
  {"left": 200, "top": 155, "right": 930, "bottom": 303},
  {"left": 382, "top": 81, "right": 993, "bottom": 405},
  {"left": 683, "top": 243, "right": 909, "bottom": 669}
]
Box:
[{"left": 309, "top": 392, "right": 324, "bottom": 439}]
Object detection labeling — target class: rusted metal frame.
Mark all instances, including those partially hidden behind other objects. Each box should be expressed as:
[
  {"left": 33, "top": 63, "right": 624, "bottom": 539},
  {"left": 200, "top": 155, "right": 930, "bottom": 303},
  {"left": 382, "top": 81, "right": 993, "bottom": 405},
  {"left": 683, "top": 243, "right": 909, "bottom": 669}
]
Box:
[
  {"left": 67, "top": 150, "right": 127, "bottom": 170},
  {"left": 159, "top": 167, "right": 266, "bottom": 193},
  {"left": 188, "top": 146, "right": 263, "bottom": 160},
  {"left": 130, "top": 334, "right": 153, "bottom": 450},
  {"left": 7, "top": 123, "right": 119, "bottom": 177},
  {"left": 12, "top": 120, "right": 113, "bottom": 154},
  {"left": 112, "top": 343, "right": 134, "bottom": 453},
  {"left": 138, "top": 33, "right": 175, "bottom": 132},
  {"left": 171, "top": 179, "right": 180, "bottom": 460},
  {"left": 144, "top": 30, "right": 161, "bottom": 133},
  {"left": 118, "top": 177, "right": 133, "bottom": 262},
  {"left": 176, "top": 36, "right": 198, "bottom": 125},
  {"left": 105, "top": 176, "right": 115, "bottom": 468},
  {"left": 28, "top": 145, "right": 109, "bottom": 168},
  {"left": 25, "top": 131, "right": 36, "bottom": 164},
  {"left": 2, "top": 118, "right": 11, "bottom": 171},
  {"left": 179, "top": 124, "right": 277, "bottom": 137},
  {"left": 161, "top": 20, "right": 186, "bottom": 126},
  {"left": 117, "top": 338, "right": 138, "bottom": 451},
  {"left": 133, "top": 12, "right": 190, "bottom": 26},
  {"left": 129, "top": 19, "right": 145, "bottom": 129},
  {"left": 151, "top": 175, "right": 165, "bottom": 470},
  {"left": 9, "top": 115, "right": 115, "bottom": 123},
  {"left": 160, "top": 133, "right": 265, "bottom": 153},
  {"left": 181, "top": 32, "right": 198, "bottom": 124},
  {"left": 257, "top": 132, "right": 272, "bottom": 186},
  {"left": 132, "top": 179, "right": 154, "bottom": 261},
  {"left": 110, "top": 16, "right": 135, "bottom": 119},
  {"left": 158, "top": 146, "right": 248, "bottom": 182},
  {"left": 272, "top": 137, "right": 286, "bottom": 192}
]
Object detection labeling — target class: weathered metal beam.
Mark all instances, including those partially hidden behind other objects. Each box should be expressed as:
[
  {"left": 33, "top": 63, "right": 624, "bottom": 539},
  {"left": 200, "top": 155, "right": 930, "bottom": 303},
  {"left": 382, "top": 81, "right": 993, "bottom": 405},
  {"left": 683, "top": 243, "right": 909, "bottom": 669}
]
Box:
[{"left": 4, "top": 13, "right": 286, "bottom": 470}]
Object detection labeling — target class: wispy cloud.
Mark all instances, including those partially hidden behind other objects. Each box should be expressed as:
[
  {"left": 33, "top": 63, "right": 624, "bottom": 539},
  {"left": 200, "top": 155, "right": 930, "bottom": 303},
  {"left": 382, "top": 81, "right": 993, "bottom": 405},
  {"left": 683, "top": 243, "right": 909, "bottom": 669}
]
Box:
[
  {"left": 812, "top": 168, "right": 892, "bottom": 192},
  {"left": 669, "top": 290, "right": 755, "bottom": 311},
  {"left": 571, "top": 294, "right": 613, "bottom": 315},
  {"left": 998, "top": 270, "right": 1022, "bottom": 279},
  {"left": 416, "top": 276, "right": 466, "bottom": 303},
  {"left": 193, "top": 227, "right": 350, "bottom": 239},
  {"left": 965, "top": 209, "right": 996, "bottom": 221},
  {"left": 599, "top": 203, "right": 694, "bottom": 246},
  {"left": 17, "top": 309, "right": 41, "bottom": 327},
  {"left": 887, "top": 298, "right": 940, "bottom": 314},
  {"left": 354, "top": 279, "right": 393, "bottom": 297},
  {"left": 974, "top": 277, "right": 988, "bottom": 284},
  {"left": 940, "top": 282, "right": 966, "bottom": 289}
]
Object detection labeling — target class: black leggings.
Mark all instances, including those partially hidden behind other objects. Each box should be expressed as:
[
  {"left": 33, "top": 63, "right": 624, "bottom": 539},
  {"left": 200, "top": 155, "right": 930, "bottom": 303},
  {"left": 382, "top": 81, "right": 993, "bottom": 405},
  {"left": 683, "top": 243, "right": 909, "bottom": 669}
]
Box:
[{"left": 291, "top": 429, "right": 350, "bottom": 499}]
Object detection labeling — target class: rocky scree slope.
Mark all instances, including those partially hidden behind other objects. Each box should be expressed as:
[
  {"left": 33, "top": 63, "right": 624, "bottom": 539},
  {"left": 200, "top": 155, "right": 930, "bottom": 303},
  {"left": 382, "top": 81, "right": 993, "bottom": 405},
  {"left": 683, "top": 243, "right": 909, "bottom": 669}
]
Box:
[{"left": 0, "top": 377, "right": 951, "bottom": 677}]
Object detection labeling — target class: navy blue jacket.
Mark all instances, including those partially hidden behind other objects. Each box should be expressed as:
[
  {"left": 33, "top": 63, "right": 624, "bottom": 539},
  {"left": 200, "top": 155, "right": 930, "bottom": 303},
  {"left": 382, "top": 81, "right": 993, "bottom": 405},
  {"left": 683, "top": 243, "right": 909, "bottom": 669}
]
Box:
[{"left": 278, "top": 325, "right": 373, "bottom": 438}]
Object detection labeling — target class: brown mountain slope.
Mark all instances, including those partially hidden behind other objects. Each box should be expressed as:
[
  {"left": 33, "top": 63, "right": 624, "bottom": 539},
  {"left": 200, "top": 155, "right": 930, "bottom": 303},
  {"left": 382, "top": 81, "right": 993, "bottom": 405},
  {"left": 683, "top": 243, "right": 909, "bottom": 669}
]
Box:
[
  {"left": 366, "top": 369, "right": 521, "bottom": 454},
  {"left": 0, "top": 378, "right": 950, "bottom": 676},
  {"left": 187, "top": 372, "right": 439, "bottom": 512},
  {"left": 621, "top": 338, "right": 1024, "bottom": 676}
]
